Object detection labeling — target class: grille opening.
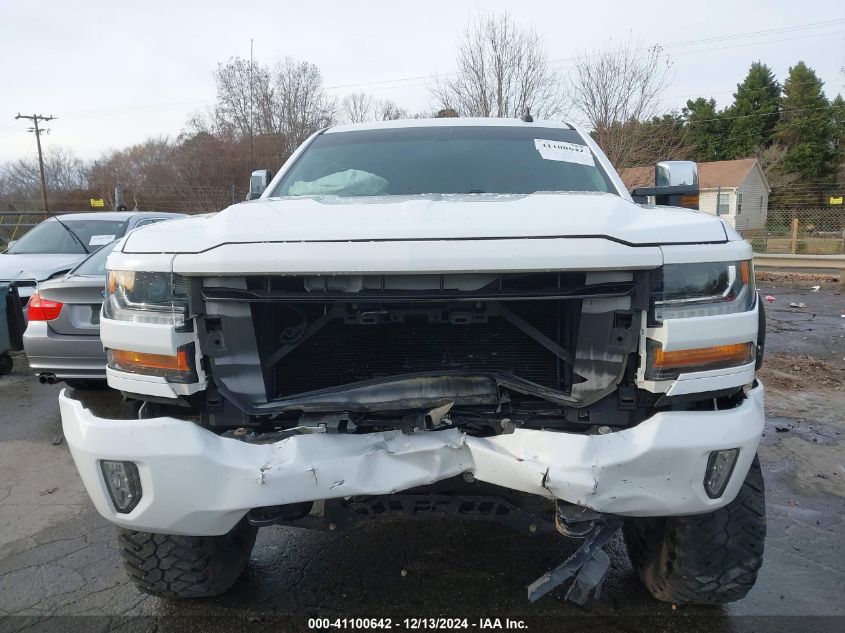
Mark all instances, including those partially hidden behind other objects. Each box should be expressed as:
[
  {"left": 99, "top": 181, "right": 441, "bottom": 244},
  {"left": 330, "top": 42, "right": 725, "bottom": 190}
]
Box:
[{"left": 249, "top": 298, "right": 581, "bottom": 400}]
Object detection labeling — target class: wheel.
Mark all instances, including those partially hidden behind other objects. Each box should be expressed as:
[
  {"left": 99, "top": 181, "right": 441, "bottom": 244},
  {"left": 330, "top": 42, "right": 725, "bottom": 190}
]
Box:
[
  {"left": 64, "top": 379, "right": 108, "bottom": 390},
  {"left": 624, "top": 455, "right": 766, "bottom": 604},
  {"left": 117, "top": 519, "right": 258, "bottom": 598},
  {"left": 0, "top": 353, "right": 12, "bottom": 376}
]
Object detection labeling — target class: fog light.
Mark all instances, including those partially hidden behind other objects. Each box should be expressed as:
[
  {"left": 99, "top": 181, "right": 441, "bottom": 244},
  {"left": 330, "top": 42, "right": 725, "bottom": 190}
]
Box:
[
  {"left": 704, "top": 449, "right": 739, "bottom": 499},
  {"left": 100, "top": 460, "right": 142, "bottom": 513}
]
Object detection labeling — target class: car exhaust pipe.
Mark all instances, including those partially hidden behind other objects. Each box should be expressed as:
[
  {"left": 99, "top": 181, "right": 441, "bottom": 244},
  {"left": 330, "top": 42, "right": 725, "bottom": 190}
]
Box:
[{"left": 38, "top": 373, "right": 57, "bottom": 385}]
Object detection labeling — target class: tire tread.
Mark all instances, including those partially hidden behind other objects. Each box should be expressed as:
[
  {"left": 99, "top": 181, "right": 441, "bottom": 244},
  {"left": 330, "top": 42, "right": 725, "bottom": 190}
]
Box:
[
  {"left": 624, "top": 455, "right": 766, "bottom": 604},
  {"left": 117, "top": 519, "right": 257, "bottom": 598}
]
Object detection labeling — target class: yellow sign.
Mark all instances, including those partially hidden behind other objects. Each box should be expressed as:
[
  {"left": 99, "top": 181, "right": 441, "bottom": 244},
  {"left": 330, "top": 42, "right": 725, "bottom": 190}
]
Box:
[
  {"left": 90, "top": 198, "right": 106, "bottom": 208},
  {"left": 829, "top": 196, "right": 843, "bottom": 205}
]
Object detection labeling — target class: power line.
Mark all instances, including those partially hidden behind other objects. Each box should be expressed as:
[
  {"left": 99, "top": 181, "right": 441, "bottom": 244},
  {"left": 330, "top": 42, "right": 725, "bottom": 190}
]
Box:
[
  {"left": 669, "top": 29, "right": 845, "bottom": 58},
  {"left": 322, "top": 18, "right": 845, "bottom": 92},
  {"left": 13, "top": 113, "right": 55, "bottom": 212},
  {"left": 0, "top": 18, "right": 833, "bottom": 127},
  {"left": 686, "top": 103, "right": 844, "bottom": 126},
  {"left": 660, "top": 18, "right": 845, "bottom": 48},
  {"left": 319, "top": 26, "right": 845, "bottom": 97},
  {"left": 666, "top": 78, "right": 842, "bottom": 102}
]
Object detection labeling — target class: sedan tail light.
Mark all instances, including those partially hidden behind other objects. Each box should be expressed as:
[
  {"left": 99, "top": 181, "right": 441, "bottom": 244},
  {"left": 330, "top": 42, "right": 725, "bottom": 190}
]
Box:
[{"left": 27, "top": 291, "right": 63, "bottom": 321}]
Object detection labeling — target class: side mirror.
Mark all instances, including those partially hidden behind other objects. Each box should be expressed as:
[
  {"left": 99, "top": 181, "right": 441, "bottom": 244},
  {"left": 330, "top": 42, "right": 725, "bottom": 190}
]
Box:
[
  {"left": 631, "top": 161, "right": 699, "bottom": 209},
  {"left": 246, "top": 169, "right": 274, "bottom": 201}
]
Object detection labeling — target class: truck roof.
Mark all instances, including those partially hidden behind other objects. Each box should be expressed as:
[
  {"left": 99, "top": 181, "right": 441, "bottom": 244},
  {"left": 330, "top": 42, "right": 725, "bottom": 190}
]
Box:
[{"left": 325, "top": 117, "right": 576, "bottom": 135}]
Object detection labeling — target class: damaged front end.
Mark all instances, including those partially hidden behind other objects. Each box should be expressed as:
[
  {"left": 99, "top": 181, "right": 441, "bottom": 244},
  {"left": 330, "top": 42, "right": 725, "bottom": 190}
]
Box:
[
  {"left": 81, "top": 267, "right": 762, "bottom": 603},
  {"left": 191, "top": 270, "right": 650, "bottom": 603},
  {"left": 195, "top": 270, "right": 651, "bottom": 434}
]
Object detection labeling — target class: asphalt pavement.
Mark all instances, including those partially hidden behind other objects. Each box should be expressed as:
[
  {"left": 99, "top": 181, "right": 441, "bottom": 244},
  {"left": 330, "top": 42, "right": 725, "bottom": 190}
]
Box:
[{"left": 0, "top": 281, "right": 843, "bottom": 632}]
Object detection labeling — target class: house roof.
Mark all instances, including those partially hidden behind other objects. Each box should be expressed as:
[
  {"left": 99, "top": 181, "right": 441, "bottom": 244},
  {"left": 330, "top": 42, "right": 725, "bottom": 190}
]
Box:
[
  {"left": 620, "top": 158, "right": 761, "bottom": 190},
  {"left": 619, "top": 166, "right": 654, "bottom": 188}
]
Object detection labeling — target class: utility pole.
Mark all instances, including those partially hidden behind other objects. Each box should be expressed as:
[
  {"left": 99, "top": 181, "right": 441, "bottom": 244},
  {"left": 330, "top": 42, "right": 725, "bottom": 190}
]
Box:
[
  {"left": 249, "top": 39, "right": 254, "bottom": 174},
  {"left": 15, "top": 113, "right": 55, "bottom": 213},
  {"left": 114, "top": 183, "right": 126, "bottom": 211}
]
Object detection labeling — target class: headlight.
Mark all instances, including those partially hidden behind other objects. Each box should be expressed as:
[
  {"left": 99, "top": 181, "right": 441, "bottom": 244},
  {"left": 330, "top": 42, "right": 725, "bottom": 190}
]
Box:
[
  {"left": 103, "top": 270, "right": 189, "bottom": 325},
  {"left": 652, "top": 260, "right": 755, "bottom": 321}
]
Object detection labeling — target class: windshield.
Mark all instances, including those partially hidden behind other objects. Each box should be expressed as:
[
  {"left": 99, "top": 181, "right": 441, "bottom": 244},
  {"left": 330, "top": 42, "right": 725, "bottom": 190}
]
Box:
[
  {"left": 68, "top": 240, "right": 118, "bottom": 277},
  {"left": 271, "top": 126, "right": 616, "bottom": 198},
  {"left": 8, "top": 219, "right": 128, "bottom": 255}
]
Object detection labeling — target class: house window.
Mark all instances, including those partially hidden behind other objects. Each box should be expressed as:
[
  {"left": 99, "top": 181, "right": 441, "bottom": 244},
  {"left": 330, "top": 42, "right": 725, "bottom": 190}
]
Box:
[
  {"left": 737, "top": 193, "right": 742, "bottom": 215},
  {"left": 717, "top": 193, "right": 731, "bottom": 215}
]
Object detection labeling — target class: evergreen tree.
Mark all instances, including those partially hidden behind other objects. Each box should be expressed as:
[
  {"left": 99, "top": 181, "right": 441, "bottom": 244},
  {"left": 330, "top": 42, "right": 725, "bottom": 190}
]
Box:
[
  {"left": 725, "top": 62, "right": 781, "bottom": 158},
  {"left": 831, "top": 94, "right": 845, "bottom": 178},
  {"left": 682, "top": 97, "right": 727, "bottom": 162},
  {"left": 775, "top": 62, "right": 835, "bottom": 182}
]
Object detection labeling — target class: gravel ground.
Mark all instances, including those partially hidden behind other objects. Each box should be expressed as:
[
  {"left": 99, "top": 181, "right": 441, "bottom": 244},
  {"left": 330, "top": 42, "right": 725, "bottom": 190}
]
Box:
[{"left": 0, "top": 280, "right": 843, "bottom": 632}]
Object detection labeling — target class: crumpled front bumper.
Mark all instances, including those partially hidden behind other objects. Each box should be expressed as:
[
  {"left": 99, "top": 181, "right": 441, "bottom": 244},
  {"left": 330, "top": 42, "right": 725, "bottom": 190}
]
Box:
[{"left": 60, "top": 384, "right": 764, "bottom": 536}]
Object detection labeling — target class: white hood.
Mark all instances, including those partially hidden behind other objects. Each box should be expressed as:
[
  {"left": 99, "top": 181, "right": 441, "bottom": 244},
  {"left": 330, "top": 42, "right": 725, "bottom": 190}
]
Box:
[{"left": 120, "top": 192, "right": 727, "bottom": 254}]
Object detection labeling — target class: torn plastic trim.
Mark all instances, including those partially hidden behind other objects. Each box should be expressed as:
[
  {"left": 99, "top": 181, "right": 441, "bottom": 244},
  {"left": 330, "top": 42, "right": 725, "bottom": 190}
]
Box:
[
  {"left": 527, "top": 515, "right": 622, "bottom": 603},
  {"left": 212, "top": 370, "right": 580, "bottom": 414}
]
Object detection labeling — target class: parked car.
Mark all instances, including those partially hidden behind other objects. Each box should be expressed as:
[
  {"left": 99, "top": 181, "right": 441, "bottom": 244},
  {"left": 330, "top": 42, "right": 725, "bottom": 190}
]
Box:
[
  {"left": 22, "top": 240, "right": 117, "bottom": 387},
  {"left": 60, "top": 118, "right": 766, "bottom": 606},
  {"left": 1, "top": 212, "right": 184, "bottom": 307},
  {"left": 0, "top": 283, "right": 25, "bottom": 376}
]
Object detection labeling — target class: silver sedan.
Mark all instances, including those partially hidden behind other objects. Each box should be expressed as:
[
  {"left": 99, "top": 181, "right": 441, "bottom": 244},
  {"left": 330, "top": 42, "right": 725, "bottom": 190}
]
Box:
[{"left": 22, "top": 241, "right": 116, "bottom": 388}]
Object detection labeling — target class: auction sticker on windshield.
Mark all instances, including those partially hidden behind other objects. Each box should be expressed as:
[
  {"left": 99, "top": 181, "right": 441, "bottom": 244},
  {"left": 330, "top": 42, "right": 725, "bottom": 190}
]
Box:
[
  {"left": 533, "top": 139, "right": 595, "bottom": 166},
  {"left": 89, "top": 234, "right": 115, "bottom": 246}
]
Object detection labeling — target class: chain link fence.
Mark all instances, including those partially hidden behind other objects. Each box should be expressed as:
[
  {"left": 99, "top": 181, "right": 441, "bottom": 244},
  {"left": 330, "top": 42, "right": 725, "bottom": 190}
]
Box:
[
  {"left": 0, "top": 212, "right": 54, "bottom": 251},
  {"left": 740, "top": 207, "right": 845, "bottom": 255},
  {"left": 0, "top": 185, "right": 242, "bottom": 250}
]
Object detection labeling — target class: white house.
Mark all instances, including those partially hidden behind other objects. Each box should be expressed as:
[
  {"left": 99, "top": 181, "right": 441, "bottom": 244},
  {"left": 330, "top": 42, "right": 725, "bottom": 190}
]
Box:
[{"left": 620, "top": 158, "right": 771, "bottom": 230}]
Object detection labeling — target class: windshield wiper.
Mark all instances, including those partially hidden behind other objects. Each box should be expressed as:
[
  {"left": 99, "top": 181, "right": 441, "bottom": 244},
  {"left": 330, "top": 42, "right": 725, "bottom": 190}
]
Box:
[{"left": 47, "top": 212, "right": 89, "bottom": 254}]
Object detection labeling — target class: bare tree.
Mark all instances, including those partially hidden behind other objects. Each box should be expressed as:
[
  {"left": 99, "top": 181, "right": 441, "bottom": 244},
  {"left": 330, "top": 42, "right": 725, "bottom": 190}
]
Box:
[
  {"left": 376, "top": 99, "right": 409, "bottom": 121},
  {"left": 431, "top": 12, "right": 564, "bottom": 119},
  {"left": 205, "top": 56, "right": 336, "bottom": 156},
  {"left": 271, "top": 57, "right": 336, "bottom": 153},
  {"left": 1, "top": 147, "right": 89, "bottom": 210},
  {"left": 569, "top": 40, "right": 673, "bottom": 169},
  {"left": 212, "top": 57, "right": 273, "bottom": 137},
  {"left": 340, "top": 92, "right": 375, "bottom": 124},
  {"left": 339, "top": 94, "right": 410, "bottom": 123},
  {"left": 86, "top": 138, "right": 180, "bottom": 209},
  {"left": 756, "top": 144, "right": 799, "bottom": 189}
]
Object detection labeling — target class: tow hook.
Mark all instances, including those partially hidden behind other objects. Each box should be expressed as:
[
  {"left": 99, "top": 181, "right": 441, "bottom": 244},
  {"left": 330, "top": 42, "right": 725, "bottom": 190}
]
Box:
[{"left": 526, "top": 504, "right": 622, "bottom": 604}]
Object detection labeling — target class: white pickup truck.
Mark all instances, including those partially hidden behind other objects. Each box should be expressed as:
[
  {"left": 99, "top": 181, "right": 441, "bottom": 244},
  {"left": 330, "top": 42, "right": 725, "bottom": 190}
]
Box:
[{"left": 60, "top": 118, "right": 766, "bottom": 604}]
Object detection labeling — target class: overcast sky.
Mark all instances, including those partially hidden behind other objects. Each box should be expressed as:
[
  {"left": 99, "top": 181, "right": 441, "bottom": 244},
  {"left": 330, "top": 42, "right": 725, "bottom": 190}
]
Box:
[{"left": 1, "top": 0, "right": 843, "bottom": 164}]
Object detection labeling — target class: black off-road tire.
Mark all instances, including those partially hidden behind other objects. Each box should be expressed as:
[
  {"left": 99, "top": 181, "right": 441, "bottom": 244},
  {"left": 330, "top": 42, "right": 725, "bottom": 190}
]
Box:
[
  {"left": 623, "top": 455, "right": 766, "bottom": 604},
  {"left": 117, "top": 519, "right": 258, "bottom": 598}
]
